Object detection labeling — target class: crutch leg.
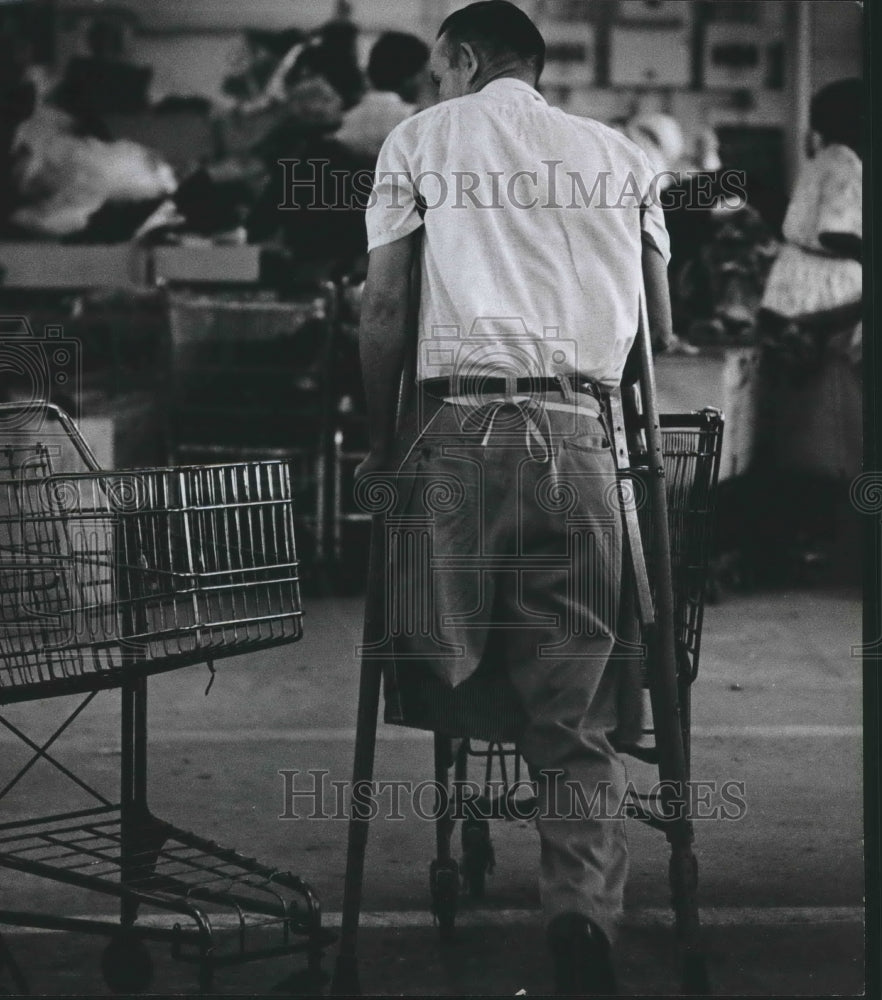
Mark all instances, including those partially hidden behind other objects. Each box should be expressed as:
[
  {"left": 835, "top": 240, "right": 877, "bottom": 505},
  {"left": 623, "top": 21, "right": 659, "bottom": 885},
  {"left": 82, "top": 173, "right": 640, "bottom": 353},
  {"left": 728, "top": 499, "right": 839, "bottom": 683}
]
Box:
[
  {"left": 430, "top": 734, "right": 459, "bottom": 943},
  {"left": 646, "top": 637, "right": 710, "bottom": 995},
  {"left": 637, "top": 282, "right": 710, "bottom": 995},
  {"left": 331, "top": 658, "right": 383, "bottom": 996},
  {"left": 672, "top": 683, "right": 709, "bottom": 994},
  {"left": 669, "top": 836, "right": 710, "bottom": 995}
]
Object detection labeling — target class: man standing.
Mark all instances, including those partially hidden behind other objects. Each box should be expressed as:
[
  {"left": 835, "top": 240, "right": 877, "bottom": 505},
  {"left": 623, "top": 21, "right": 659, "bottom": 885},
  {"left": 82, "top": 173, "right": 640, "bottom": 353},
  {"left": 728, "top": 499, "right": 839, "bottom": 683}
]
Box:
[{"left": 357, "top": 2, "right": 672, "bottom": 993}]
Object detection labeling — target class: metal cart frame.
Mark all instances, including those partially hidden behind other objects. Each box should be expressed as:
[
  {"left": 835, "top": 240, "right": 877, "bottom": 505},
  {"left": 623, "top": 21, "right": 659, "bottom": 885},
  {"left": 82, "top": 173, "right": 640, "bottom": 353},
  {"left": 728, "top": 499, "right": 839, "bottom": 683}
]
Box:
[
  {"left": 0, "top": 403, "right": 333, "bottom": 994},
  {"left": 331, "top": 298, "right": 724, "bottom": 995}
]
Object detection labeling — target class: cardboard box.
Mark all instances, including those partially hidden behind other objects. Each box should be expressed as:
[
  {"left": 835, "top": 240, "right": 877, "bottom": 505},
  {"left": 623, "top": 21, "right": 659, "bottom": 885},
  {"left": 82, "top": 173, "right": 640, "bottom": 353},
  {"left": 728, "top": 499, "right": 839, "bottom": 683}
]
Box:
[
  {"left": 654, "top": 346, "right": 760, "bottom": 481},
  {"left": 153, "top": 245, "right": 261, "bottom": 285}
]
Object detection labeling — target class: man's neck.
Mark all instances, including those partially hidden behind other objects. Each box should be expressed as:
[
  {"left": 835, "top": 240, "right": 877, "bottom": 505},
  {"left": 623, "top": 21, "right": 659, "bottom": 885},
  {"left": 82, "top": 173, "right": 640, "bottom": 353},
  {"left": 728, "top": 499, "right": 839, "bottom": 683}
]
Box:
[{"left": 471, "top": 66, "right": 536, "bottom": 94}]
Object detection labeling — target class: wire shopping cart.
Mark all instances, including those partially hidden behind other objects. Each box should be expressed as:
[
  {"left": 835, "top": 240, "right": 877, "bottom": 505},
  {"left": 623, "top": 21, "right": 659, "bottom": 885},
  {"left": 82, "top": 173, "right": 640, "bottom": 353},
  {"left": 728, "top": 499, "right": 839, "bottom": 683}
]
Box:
[{"left": 0, "top": 403, "right": 332, "bottom": 994}]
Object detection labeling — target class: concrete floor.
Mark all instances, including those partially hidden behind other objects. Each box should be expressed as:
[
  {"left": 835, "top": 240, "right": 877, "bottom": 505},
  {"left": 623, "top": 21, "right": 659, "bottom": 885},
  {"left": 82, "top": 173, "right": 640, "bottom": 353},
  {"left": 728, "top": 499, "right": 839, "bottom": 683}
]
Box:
[{"left": 0, "top": 587, "right": 865, "bottom": 996}]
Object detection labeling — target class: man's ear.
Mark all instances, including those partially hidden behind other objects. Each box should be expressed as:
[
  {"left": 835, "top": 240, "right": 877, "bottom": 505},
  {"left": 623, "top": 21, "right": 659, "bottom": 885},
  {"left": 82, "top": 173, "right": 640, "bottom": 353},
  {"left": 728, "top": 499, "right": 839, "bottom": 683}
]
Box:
[{"left": 459, "top": 41, "right": 480, "bottom": 83}]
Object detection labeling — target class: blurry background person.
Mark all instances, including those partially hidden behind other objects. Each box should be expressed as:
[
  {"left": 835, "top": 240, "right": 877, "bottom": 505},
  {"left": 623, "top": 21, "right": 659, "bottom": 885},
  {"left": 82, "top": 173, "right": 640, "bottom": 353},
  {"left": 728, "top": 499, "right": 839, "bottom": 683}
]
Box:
[
  {"left": 753, "top": 77, "right": 863, "bottom": 579},
  {"left": 247, "top": 22, "right": 376, "bottom": 281},
  {"left": 286, "top": 20, "right": 364, "bottom": 112},
  {"left": 624, "top": 111, "right": 687, "bottom": 191},
  {"left": 623, "top": 110, "right": 778, "bottom": 349},
  {"left": 760, "top": 78, "right": 862, "bottom": 337},
  {"left": 620, "top": 111, "right": 704, "bottom": 355},
  {"left": 335, "top": 32, "right": 430, "bottom": 161},
  {"left": 51, "top": 16, "right": 152, "bottom": 130},
  {"left": 222, "top": 28, "right": 306, "bottom": 108},
  {"left": 0, "top": 32, "right": 37, "bottom": 233}
]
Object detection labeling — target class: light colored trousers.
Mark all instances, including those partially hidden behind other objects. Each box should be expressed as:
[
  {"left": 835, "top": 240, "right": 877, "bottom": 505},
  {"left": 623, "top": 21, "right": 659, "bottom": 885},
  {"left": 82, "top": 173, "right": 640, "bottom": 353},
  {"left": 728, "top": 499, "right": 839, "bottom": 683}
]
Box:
[{"left": 393, "top": 396, "right": 629, "bottom": 941}]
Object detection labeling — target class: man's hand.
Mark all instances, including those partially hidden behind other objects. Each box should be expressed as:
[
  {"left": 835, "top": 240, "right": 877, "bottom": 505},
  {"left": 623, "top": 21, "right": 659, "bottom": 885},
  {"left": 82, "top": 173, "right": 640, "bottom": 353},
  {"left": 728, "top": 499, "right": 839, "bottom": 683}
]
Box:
[{"left": 663, "top": 332, "right": 700, "bottom": 356}]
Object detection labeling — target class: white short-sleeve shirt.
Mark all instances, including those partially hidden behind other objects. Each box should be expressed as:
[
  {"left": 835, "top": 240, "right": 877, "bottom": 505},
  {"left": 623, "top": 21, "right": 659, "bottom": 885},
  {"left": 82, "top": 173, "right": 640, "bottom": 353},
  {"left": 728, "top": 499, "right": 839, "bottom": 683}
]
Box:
[{"left": 366, "top": 78, "right": 670, "bottom": 389}]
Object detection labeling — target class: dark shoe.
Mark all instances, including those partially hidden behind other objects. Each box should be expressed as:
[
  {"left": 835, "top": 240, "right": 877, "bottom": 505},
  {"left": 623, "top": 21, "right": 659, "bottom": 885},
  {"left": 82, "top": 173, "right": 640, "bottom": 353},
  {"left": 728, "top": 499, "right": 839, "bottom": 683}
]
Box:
[{"left": 547, "top": 913, "right": 618, "bottom": 996}]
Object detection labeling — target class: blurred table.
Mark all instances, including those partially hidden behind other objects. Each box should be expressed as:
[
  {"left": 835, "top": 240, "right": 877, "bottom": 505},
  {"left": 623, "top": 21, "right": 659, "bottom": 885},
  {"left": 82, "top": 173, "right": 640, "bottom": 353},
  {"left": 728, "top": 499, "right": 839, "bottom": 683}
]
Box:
[
  {"left": 0, "top": 243, "right": 149, "bottom": 289},
  {"left": 654, "top": 346, "right": 760, "bottom": 481}
]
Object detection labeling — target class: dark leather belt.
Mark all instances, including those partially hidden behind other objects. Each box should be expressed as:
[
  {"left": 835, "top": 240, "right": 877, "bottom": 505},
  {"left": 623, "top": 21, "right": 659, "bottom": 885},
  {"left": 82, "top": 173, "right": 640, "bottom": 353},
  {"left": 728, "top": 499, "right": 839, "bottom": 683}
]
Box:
[{"left": 421, "top": 374, "right": 605, "bottom": 401}]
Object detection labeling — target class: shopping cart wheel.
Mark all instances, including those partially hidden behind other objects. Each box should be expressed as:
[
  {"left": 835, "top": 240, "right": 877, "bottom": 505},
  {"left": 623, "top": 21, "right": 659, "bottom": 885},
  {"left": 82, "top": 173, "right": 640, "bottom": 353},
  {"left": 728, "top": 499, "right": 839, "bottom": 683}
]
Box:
[
  {"left": 460, "top": 817, "right": 494, "bottom": 899},
  {"left": 101, "top": 933, "right": 154, "bottom": 994},
  {"left": 430, "top": 858, "right": 459, "bottom": 943},
  {"left": 682, "top": 952, "right": 711, "bottom": 995}
]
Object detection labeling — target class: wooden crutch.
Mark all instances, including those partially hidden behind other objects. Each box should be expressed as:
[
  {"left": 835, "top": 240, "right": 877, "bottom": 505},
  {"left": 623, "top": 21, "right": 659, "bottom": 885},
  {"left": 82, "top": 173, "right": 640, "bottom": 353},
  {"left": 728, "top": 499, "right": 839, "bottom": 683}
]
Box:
[{"left": 632, "top": 290, "right": 711, "bottom": 994}]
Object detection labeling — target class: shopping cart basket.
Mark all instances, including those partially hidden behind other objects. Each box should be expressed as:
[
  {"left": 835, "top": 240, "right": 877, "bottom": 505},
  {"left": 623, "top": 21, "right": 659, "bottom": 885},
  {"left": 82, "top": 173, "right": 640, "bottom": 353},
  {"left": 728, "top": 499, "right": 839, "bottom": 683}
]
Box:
[
  {"left": 332, "top": 301, "right": 724, "bottom": 994},
  {"left": 0, "top": 403, "right": 332, "bottom": 994}
]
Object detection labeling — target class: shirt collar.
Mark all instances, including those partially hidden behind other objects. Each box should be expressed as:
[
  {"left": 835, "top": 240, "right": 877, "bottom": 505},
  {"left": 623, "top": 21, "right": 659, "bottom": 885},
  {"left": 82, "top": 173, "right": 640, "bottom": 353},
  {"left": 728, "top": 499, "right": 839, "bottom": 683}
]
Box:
[{"left": 479, "top": 77, "right": 546, "bottom": 104}]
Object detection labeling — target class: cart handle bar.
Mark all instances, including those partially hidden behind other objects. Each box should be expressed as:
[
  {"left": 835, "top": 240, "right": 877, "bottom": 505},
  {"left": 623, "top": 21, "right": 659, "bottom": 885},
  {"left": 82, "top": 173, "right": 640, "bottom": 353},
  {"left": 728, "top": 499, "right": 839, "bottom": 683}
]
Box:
[{"left": 0, "top": 402, "right": 101, "bottom": 472}]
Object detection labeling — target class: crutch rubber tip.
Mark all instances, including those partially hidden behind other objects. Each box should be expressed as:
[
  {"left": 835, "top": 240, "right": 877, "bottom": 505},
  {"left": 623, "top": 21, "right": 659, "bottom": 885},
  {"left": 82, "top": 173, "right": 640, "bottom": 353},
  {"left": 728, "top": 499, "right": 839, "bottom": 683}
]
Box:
[{"left": 331, "top": 954, "right": 361, "bottom": 996}]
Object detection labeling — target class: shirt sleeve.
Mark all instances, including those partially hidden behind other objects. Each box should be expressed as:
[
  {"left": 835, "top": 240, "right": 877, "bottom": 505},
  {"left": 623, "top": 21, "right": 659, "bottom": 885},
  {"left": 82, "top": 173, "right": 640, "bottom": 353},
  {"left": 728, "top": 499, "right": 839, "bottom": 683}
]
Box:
[
  {"left": 817, "top": 145, "right": 862, "bottom": 241},
  {"left": 365, "top": 124, "right": 424, "bottom": 251},
  {"left": 637, "top": 150, "right": 672, "bottom": 264}
]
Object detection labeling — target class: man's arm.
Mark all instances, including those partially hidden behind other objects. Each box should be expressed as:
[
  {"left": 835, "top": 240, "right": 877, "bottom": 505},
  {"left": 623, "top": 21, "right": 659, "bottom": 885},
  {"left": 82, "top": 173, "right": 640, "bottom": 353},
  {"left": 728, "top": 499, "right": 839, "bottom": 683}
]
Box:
[
  {"left": 642, "top": 232, "right": 675, "bottom": 352},
  {"left": 358, "top": 231, "right": 420, "bottom": 468},
  {"left": 622, "top": 233, "right": 675, "bottom": 385}
]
